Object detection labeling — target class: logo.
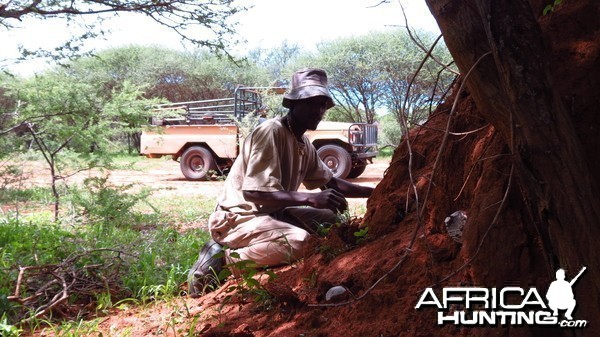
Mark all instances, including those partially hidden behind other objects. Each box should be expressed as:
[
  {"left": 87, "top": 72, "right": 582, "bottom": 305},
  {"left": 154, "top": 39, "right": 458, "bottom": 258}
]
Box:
[{"left": 415, "top": 267, "right": 587, "bottom": 328}]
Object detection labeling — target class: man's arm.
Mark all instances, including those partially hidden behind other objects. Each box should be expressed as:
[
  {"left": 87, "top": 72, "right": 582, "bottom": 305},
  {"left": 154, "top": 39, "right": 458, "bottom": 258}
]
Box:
[
  {"left": 243, "top": 178, "right": 373, "bottom": 213},
  {"left": 325, "top": 177, "right": 374, "bottom": 198},
  {"left": 243, "top": 189, "right": 348, "bottom": 213}
]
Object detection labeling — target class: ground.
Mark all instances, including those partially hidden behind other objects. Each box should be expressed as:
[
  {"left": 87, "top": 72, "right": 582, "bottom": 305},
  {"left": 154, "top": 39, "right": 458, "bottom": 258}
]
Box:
[
  {"left": 14, "top": 155, "right": 386, "bottom": 336},
  {"left": 23, "top": 103, "right": 485, "bottom": 337}
]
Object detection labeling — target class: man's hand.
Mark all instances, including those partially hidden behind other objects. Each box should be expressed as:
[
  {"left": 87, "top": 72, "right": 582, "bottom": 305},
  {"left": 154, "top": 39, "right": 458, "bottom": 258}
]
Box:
[{"left": 308, "top": 189, "right": 348, "bottom": 213}]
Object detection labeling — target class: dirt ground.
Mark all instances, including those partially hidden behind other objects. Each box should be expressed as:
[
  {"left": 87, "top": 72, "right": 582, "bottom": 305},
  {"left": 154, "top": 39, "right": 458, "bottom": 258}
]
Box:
[
  {"left": 10, "top": 156, "right": 386, "bottom": 217},
  {"left": 140, "top": 158, "right": 386, "bottom": 212},
  {"left": 119, "top": 158, "right": 384, "bottom": 199}
]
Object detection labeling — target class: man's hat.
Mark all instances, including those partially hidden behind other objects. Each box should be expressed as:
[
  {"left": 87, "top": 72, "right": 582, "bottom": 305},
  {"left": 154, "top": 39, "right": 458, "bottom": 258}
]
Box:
[{"left": 282, "top": 68, "right": 335, "bottom": 109}]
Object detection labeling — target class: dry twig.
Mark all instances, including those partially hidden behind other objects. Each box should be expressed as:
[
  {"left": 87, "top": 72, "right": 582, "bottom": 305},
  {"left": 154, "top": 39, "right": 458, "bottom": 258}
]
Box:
[{"left": 7, "top": 248, "right": 133, "bottom": 324}]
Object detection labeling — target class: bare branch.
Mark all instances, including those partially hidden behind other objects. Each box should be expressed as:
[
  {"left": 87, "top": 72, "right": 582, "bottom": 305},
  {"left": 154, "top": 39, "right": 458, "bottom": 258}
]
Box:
[
  {"left": 1, "top": 0, "right": 246, "bottom": 60},
  {"left": 0, "top": 121, "right": 26, "bottom": 135},
  {"left": 396, "top": 0, "right": 459, "bottom": 75},
  {"left": 8, "top": 248, "right": 135, "bottom": 324}
]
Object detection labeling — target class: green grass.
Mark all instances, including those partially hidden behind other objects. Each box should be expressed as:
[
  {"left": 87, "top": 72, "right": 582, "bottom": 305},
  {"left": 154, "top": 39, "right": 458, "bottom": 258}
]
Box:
[
  {"left": 377, "top": 146, "right": 394, "bottom": 159},
  {"left": 0, "top": 186, "right": 54, "bottom": 204},
  {"left": 143, "top": 194, "right": 216, "bottom": 226},
  {"left": 0, "top": 159, "right": 214, "bottom": 330},
  {"left": 0, "top": 215, "right": 211, "bottom": 326}
]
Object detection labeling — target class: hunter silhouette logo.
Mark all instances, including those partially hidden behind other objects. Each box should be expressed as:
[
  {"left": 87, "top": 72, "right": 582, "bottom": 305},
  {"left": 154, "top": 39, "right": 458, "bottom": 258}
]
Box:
[
  {"left": 415, "top": 266, "right": 588, "bottom": 328},
  {"left": 546, "top": 267, "right": 586, "bottom": 320}
]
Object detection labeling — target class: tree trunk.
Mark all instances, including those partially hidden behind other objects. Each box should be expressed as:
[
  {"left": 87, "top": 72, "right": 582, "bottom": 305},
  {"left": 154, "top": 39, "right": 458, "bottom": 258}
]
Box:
[{"left": 426, "top": 0, "right": 600, "bottom": 333}]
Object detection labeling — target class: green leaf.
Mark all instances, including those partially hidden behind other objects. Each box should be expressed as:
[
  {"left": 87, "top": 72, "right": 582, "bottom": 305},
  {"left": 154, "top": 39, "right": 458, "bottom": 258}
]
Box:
[
  {"left": 245, "top": 278, "right": 260, "bottom": 288},
  {"left": 218, "top": 269, "right": 232, "bottom": 281}
]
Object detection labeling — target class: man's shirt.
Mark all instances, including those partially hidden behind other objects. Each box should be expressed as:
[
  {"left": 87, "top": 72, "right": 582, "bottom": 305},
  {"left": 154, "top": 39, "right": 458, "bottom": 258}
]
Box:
[{"left": 217, "top": 117, "right": 333, "bottom": 215}]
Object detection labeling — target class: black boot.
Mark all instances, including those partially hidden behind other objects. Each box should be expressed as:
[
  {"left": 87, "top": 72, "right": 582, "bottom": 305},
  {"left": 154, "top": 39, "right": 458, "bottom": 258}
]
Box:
[{"left": 188, "top": 239, "right": 224, "bottom": 298}]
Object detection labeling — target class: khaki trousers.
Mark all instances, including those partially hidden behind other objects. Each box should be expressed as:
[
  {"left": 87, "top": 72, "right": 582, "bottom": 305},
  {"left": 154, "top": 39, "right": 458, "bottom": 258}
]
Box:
[{"left": 208, "top": 207, "right": 337, "bottom": 267}]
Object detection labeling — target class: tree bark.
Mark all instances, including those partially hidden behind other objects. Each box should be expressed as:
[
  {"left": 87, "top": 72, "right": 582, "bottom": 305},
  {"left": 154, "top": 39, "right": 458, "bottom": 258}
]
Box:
[{"left": 426, "top": 0, "right": 600, "bottom": 333}]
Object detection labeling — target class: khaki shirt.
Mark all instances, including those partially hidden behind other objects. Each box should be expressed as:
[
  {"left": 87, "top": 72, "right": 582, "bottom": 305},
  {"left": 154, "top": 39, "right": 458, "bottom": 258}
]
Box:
[{"left": 217, "top": 117, "right": 333, "bottom": 215}]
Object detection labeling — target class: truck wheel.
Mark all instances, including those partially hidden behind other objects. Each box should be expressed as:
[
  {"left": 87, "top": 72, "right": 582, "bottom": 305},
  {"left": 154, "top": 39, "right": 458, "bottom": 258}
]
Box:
[
  {"left": 317, "top": 145, "right": 352, "bottom": 179},
  {"left": 347, "top": 163, "right": 367, "bottom": 179},
  {"left": 180, "top": 146, "right": 217, "bottom": 181}
]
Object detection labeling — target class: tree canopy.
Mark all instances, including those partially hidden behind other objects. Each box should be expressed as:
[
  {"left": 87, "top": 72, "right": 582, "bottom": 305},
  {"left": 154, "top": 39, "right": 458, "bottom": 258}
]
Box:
[
  {"left": 304, "top": 30, "right": 454, "bottom": 125},
  {"left": 0, "top": 0, "right": 247, "bottom": 61}
]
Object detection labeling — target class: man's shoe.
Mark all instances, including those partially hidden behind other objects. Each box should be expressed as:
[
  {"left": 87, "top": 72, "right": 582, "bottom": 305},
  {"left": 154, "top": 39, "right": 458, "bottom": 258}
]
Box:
[{"left": 188, "top": 239, "right": 224, "bottom": 298}]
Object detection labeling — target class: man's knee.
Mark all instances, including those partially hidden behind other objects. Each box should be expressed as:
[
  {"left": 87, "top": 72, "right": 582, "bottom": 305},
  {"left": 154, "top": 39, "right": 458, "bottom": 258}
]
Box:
[{"left": 279, "top": 227, "right": 311, "bottom": 258}]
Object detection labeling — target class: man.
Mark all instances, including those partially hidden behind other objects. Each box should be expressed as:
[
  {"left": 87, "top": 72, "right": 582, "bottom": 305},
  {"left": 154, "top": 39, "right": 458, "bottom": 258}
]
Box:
[{"left": 189, "top": 68, "right": 373, "bottom": 296}]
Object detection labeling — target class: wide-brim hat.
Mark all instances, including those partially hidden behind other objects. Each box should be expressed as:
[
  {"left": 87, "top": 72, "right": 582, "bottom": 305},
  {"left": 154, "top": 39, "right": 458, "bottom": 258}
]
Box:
[{"left": 282, "top": 68, "right": 335, "bottom": 110}]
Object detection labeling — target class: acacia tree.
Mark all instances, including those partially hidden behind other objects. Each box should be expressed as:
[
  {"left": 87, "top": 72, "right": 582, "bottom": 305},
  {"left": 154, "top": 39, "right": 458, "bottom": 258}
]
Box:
[
  {"left": 69, "top": 46, "right": 269, "bottom": 102},
  {"left": 313, "top": 34, "right": 387, "bottom": 124},
  {"left": 379, "top": 32, "right": 455, "bottom": 126},
  {"left": 422, "top": 0, "right": 600, "bottom": 331},
  {"left": 8, "top": 72, "right": 156, "bottom": 220},
  {"left": 308, "top": 30, "right": 454, "bottom": 125},
  {"left": 248, "top": 40, "right": 303, "bottom": 82}
]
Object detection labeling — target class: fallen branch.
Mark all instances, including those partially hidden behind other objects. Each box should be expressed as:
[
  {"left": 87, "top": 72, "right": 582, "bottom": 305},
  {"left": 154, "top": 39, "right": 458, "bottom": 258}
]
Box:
[{"left": 7, "top": 248, "right": 134, "bottom": 324}]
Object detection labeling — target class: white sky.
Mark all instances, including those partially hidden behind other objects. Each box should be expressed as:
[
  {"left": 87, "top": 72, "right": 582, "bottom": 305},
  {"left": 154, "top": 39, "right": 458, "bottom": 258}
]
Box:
[{"left": 1, "top": 0, "right": 439, "bottom": 76}]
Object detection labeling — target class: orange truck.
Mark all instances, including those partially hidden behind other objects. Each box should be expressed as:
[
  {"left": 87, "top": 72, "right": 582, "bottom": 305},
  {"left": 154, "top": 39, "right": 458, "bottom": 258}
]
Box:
[{"left": 140, "top": 87, "right": 378, "bottom": 180}]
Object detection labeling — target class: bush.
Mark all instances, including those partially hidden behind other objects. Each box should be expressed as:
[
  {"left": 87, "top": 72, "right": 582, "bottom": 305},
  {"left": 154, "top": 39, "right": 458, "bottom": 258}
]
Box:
[
  {"left": 68, "top": 175, "right": 153, "bottom": 228},
  {"left": 0, "top": 184, "right": 211, "bottom": 326},
  {"left": 379, "top": 113, "right": 402, "bottom": 148}
]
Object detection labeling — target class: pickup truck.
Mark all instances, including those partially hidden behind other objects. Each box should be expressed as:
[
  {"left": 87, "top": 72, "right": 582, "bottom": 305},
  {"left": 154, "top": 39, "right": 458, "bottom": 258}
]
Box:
[{"left": 140, "top": 87, "right": 378, "bottom": 180}]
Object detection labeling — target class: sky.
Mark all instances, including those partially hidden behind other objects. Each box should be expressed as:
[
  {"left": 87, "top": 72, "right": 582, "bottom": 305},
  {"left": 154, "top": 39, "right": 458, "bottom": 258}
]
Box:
[{"left": 1, "top": 0, "right": 439, "bottom": 76}]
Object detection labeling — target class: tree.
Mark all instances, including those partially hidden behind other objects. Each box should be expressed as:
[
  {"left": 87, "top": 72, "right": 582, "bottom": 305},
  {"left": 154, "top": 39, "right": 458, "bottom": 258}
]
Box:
[
  {"left": 0, "top": 0, "right": 246, "bottom": 62},
  {"left": 307, "top": 30, "right": 454, "bottom": 124},
  {"left": 313, "top": 34, "right": 387, "bottom": 123},
  {"left": 378, "top": 31, "right": 454, "bottom": 126},
  {"left": 7, "top": 71, "right": 157, "bottom": 220},
  {"left": 248, "top": 40, "right": 303, "bottom": 82},
  {"left": 60, "top": 46, "right": 271, "bottom": 150},
  {"left": 424, "top": 0, "right": 600, "bottom": 331},
  {"left": 378, "top": 113, "right": 402, "bottom": 148},
  {"left": 70, "top": 46, "right": 270, "bottom": 100}
]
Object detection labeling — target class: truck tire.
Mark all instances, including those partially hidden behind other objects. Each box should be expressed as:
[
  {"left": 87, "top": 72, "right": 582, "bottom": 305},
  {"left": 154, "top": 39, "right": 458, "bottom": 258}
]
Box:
[
  {"left": 317, "top": 145, "right": 352, "bottom": 179},
  {"left": 347, "top": 163, "right": 367, "bottom": 179},
  {"left": 180, "top": 146, "right": 217, "bottom": 181}
]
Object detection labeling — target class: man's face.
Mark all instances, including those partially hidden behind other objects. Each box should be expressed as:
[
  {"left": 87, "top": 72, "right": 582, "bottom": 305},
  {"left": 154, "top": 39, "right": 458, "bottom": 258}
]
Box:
[{"left": 292, "top": 96, "right": 329, "bottom": 130}]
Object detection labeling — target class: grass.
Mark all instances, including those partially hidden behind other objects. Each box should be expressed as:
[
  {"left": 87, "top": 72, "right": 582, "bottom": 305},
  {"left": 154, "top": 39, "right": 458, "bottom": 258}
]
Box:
[
  {"left": 111, "top": 153, "right": 176, "bottom": 172},
  {"left": 377, "top": 146, "right": 394, "bottom": 159},
  {"left": 0, "top": 154, "right": 215, "bottom": 331},
  {"left": 0, "top": 186, "right": 54, "bottom": 205},
  {"left": 142, "top": 194, "right": 216, "bottom": 226}
]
